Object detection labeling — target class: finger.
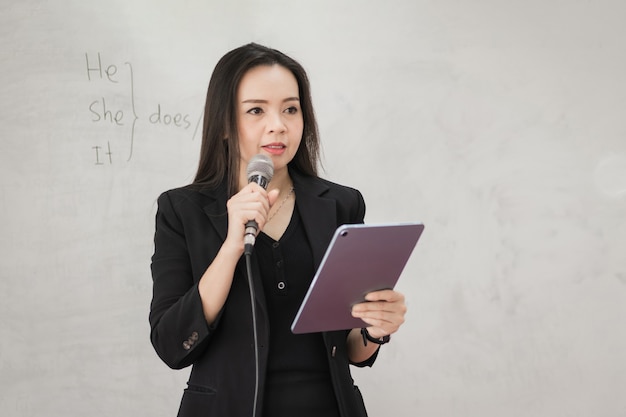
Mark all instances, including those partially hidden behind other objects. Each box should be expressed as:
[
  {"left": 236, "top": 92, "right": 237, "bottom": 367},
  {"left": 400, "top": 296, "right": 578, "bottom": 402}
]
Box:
[
  {"left": 359, "top": 317, "right": 403, "bottom": 336},
  {"left": 245, "top": 182, "right": 268, "bottom": 194},
  {"left": 231, "top": 186, "right": 271, "bottom": 212},
  {"left": 352, "top": 298, "right": 406, "bottom": 313},
  {"left": 360, "top": 307, "right": 406, "bottom": 325},
  {"left": 242, "top": 184, "right": 269, "bottom": 202},
  {"left": 267, "top": 188, "right": 280, "bottom": 206},
  {"left": 364, "top": 289, "right": 404, "bottom": 302},
  {"left": 228, "top": 200, "right": 268, "bottom": 224},
  {"left": 227, "top": 198, "right": 272, "bottom": 235},
  {"left": 352, "top": 301, "right": 392, "bottom": 313},
  {"left": 352, "top": 301, "right": 407, "bottom": 330},
  {"left": 360, "top": 317, "right": 397, "bottom": 331},
  {"left": 353, "top": 309, "right": 393, "bottom": 321},
  {"left": 353, "top": 305, "right": 406, "bottom": 322}
]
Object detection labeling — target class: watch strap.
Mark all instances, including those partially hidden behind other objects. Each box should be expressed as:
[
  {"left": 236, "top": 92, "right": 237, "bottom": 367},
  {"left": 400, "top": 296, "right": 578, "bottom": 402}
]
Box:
[{"left": 360, "top": 327, "right": 391, "bottom": 346}]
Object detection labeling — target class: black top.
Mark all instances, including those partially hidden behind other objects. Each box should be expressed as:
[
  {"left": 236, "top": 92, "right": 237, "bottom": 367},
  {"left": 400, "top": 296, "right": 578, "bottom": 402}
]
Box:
[{"left": 257, "top": 207, "right": 341, "bottom": 417}]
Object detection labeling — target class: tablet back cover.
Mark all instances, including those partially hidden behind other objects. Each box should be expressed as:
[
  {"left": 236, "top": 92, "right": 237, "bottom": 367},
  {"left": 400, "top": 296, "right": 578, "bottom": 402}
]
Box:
[{"left": 291, "top": 222, "right": 424, "bottom": 334}]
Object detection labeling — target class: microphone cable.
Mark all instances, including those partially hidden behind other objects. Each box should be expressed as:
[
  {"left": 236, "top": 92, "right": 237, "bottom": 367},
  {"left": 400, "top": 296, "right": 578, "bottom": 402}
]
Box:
[
  {"left": 245, "top": 251, "right": 260, "bottom": 417},
  {"left": 242, "top": 154, "right": 273, "bottom": 417}
]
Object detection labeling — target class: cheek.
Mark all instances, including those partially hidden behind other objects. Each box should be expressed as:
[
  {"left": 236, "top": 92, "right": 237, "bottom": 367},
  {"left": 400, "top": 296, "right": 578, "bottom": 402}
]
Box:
[
  {"left": 238, "top": 121, "right": 259, "bottom": 142},
  {"left": 290, "top": 123, "right": 304, "bottom": 146},
  {"left": 292, "top": 117, "right": 304, "bottom": 136},
  {"left": 237, "top": 125, "right": 259, "bottom": 158}
]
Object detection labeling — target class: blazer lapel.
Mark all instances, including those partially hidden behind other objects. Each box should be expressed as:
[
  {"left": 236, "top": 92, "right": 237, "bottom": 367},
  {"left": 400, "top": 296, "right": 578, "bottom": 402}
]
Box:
[
  {"left": 291, "top": 170, "right": 338, "bottom": 269},
  {"left": 198, "top": 181, "right": 229, "bottom": 242}
]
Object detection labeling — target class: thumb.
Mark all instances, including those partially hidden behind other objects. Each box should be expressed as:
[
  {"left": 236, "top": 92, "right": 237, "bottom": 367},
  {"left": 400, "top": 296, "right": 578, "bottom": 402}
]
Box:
[{"left": 267, "top": 189, "right": 280, "bottom": 206}]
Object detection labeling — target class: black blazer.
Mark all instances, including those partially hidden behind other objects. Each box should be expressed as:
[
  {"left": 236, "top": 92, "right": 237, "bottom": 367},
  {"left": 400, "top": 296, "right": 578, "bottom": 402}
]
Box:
[{"left": 150, "top": 169, "right": 376, "bottom": 417}]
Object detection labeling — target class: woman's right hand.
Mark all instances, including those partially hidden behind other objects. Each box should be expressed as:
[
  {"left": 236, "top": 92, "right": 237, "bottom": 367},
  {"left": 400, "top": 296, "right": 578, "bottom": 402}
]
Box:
[
  {"left": 223, "top": 183, "right": 279, "bottom": 254},
  {"left": 196, "top": 183, "right": 279, "bottom": 325}
]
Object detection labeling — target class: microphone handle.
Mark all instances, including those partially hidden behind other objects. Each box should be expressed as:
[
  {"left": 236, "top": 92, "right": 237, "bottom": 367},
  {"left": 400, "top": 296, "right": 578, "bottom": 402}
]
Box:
[
  {"left": 244, "top": 173, "right": 269, "bottom": 255},
  {"left": 244, "top": 220, "right": 258, "bottom": 255}
]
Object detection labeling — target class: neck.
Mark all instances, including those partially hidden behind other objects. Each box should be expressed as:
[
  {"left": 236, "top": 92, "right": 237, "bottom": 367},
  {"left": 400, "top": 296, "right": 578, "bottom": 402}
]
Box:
[{"left": 268, "top": 168, "right": 293, "bottom": 194}]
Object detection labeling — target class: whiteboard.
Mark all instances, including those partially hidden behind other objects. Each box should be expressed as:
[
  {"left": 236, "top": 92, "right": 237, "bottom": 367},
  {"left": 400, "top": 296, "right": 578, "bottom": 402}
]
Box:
[{"left": 1, "top": 1, "right": 626, "bottom": 416}]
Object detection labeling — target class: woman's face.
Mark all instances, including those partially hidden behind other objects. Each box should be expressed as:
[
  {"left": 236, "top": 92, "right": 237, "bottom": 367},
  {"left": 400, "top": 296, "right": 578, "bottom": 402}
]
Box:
[{"left": 236, "top": 64, "right": 304, "bottom": 178}]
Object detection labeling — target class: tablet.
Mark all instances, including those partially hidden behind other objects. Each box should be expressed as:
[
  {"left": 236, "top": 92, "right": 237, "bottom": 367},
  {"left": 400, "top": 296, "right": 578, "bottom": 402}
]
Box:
[{"left": 291, "top": 222, "right": 424, "bottom": 334}]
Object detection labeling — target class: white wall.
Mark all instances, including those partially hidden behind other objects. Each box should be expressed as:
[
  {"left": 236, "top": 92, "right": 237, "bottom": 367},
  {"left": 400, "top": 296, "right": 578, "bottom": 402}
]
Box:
[{"left": 1, "top": 1, "right": 625, "bottom": 416}]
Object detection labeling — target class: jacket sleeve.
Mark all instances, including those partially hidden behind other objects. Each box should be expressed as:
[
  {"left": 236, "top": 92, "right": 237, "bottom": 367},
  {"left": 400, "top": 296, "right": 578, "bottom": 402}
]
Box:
[
  {"left": 351, "top": 187, "right": 388, "bottom": 368},
  {"left": 148, "top": 191, "right": 219, "bottom": 369},
  {"left": 352, "top": 188, "right": 366, "bottom": 224},
  {"left": 332, "top": 186, "right": 382, "bottom": 367}
]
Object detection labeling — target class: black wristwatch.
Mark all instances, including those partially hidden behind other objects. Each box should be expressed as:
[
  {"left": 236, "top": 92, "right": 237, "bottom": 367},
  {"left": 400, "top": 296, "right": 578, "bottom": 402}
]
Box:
[{"left": 360, "top": 328, "right": 391, "bottom": 346}]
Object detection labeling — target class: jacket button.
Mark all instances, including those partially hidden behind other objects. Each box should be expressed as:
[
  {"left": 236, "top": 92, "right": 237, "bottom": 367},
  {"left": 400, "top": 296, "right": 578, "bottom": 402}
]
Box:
[
  {"left": 190, "top": 332, "right": 199, "bottom": 341},
  {"left": 182, "top": 341, "right": 191, "bottom": 350}
]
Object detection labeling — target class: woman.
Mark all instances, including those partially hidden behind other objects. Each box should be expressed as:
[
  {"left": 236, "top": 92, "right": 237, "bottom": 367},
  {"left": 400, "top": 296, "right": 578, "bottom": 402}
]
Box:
[{"left": 150, "top": 43, "right": 407, "bottom": 417}]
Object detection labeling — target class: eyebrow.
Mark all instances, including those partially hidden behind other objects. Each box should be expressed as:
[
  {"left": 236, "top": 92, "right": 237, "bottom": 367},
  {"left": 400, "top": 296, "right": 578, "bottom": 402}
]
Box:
[{"left": 241, "top": 97, "right": 300, "bottom": 104}]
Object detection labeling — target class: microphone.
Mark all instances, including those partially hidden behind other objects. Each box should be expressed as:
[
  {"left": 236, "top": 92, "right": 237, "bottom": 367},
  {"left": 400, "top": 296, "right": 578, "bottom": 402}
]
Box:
[{"left": 244, "top": 154, "right": 274, "bottom": 255}]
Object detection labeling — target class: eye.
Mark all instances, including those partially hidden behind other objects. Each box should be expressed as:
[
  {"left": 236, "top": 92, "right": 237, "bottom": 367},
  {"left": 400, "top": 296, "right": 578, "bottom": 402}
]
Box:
[
  {"left": 246, "top": 107, "right": 263, "bottom": 115},
  {"left": 284, "top": 106, "right": 299, "bottom": 115}
]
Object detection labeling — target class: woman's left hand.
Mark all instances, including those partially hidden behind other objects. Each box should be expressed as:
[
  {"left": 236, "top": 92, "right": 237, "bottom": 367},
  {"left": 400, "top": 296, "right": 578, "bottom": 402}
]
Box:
[{"left": 351, "top": 289, "right": 407, "bottom": 339}]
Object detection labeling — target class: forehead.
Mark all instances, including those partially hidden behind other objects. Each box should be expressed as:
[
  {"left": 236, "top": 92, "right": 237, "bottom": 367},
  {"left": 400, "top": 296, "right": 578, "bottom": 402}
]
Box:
[{"left": 238, "top": 64, "right": 299, "bottom": 99}]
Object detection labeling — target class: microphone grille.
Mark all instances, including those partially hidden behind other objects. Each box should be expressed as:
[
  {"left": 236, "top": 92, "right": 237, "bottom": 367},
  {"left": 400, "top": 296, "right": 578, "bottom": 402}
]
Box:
[{"left": 246, "top": 154, "right": 274, "bottom": 182}]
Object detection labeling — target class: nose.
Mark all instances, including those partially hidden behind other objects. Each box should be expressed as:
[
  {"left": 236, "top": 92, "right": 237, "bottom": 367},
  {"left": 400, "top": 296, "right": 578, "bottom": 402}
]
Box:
[{"left": 267, "top": 110, "right": 286, "bottom": 134}]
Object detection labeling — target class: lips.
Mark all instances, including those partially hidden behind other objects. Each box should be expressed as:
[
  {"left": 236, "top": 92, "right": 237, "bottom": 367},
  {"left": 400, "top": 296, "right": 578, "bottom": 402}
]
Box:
[{"left": 262, "top": 143, "right": 286, "bottom": 155}]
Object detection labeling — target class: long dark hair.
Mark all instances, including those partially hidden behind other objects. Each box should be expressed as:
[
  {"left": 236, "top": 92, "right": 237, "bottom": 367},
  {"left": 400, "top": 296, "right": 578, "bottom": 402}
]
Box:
[{"left": 193, "top": 43, "right": 320, "bottom": 196}]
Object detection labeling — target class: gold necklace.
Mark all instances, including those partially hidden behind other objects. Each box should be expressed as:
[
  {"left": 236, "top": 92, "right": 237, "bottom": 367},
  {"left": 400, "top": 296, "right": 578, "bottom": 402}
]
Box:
[{"left": 267, "top": 187, "right": 295, "bottom": 223}]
